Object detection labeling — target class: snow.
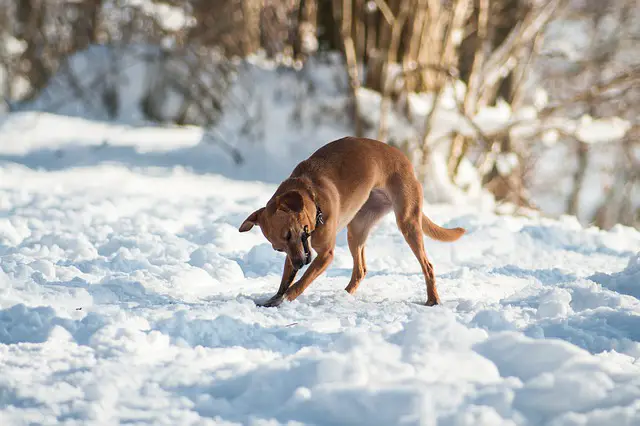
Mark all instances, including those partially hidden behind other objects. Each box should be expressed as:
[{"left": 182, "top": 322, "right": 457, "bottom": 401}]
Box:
[
  {"left": 0, "top": 113, "right": 640, "bottom": 425},
  {"left": 590, "top": 252, "right": 640, "bottom": 300},
  {"left": 2, "top": 35, "right": 28, "bottom": 57},
  {"left": 121, "top": 0, "right": 196, "bottom": 32},
  {"left": 575, "top": 115, "right": 632, "bottom": 145}
]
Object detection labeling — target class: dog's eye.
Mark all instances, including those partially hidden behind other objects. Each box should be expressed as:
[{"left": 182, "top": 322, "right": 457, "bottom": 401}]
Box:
[{"left": 285, "top": 230, "right": 292, "bottom": 241}]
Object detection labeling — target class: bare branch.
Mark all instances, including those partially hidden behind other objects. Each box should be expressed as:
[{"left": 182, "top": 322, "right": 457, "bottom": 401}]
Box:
[
  {"left": 478, "top": 0, "right": 568, "bottom": 106},
  {"left": 372, "top": 0, "right": 395, "bottom": 25},
  {"left": 378, "top": 1, "right": 410, "bottom": 140},
  {"left": 540, "top": 66, "right": 640, "bottom": 118}
]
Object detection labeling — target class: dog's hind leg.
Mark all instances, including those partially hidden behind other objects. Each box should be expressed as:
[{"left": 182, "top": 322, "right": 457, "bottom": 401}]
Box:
[
  {"left": 345, "top": 189, "right": 392, "bottom": 295},
  {"left": 345, "top": 226, "right": 367, "bottom": 295},
  {"left": 389, "top": 176, "right": 441, "bottom": 306}
]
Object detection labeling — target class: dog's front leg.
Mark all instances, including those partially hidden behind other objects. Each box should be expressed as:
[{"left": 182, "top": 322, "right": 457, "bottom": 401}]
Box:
[
  {"left": 259, "top": 257, "right": 298, "bottom": 307},
  {"left": 284, "top": 248, "right": 334, "bottom": 302}
]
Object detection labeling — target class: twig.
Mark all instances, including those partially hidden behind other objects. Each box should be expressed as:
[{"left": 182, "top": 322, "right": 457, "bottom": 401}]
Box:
[
  {"left": 371, "top": 0, "right": 395, "bottom": 25},
  {"left": 200, "top": 129, "right": 244, "bottom": 165},
  {"left": 378, "top": 2, "right": 410, "bottom": 141},
  {"left": 539, "top": 66, "right": 640, "bottom": 118},
  {"left": 339, "top": 0, "right": 363, "bottom": 136}
]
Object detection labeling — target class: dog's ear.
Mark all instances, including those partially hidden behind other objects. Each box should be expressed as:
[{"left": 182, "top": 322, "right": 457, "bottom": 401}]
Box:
[
  {"left": 276, "top": 191, "right": 304, "bottom": 213},
  {"left": 239, "top": 208, "right": 264, "bottom": 232}
]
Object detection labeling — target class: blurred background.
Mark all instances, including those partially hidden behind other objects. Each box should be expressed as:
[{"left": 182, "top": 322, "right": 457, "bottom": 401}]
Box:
[{"left": 0, "top": 0, "right": 638, "bottom": 229}]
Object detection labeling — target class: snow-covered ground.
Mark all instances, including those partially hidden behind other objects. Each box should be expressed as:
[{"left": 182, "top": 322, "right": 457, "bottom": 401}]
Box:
[{"left": 1, "top": 113, "right": 640, "bottom": 425}]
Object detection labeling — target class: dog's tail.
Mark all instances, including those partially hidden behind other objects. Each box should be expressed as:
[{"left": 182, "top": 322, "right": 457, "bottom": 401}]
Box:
[{"left": 422, "top": 214, "right": 465, "bottom": 242}]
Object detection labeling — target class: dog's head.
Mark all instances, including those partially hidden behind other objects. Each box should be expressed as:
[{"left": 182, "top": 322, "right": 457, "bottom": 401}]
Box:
[{"left": 239, "top": 190, "right": 316, "bottom": 269}]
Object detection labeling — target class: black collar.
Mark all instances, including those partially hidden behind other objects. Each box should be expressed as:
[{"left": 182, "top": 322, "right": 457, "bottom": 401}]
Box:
[
  {"left": 302, "top": 203, "right": 323, "bottom": 240},
  {"left": 290, "top": 177, "right": 323, "bottom": 231},
  {"left": 315, "top": 204, "right": 324, "bottom": 228},
  {"left": 301, "top": 203, "right": 323, "bottom": 266}
]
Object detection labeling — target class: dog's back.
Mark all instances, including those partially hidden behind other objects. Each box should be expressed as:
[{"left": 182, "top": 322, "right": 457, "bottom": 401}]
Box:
[{"left": 290, "top": 137, "right": 412, "bottom": 193}]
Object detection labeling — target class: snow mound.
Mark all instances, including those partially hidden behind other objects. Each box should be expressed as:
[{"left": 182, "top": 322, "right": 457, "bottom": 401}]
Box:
[{"left": 590, "top": 252, "right": 640, "bottom": 299}]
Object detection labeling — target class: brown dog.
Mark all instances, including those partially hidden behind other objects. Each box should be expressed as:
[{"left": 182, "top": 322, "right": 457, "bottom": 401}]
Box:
[{"left": 239, "top": 137, "right": 465, "bottom": 307}]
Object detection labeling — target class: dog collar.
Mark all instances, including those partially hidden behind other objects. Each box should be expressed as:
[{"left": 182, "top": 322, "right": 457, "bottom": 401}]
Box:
[
  {"left": 315, "top": 204, "right": 324, "bottom": 228},
  {"left": 291, "top": 177, "right": 324, "bottom": 231},
  {"left": 301, "top": 204, "right": 323, "bottom": 266},
  {"left": 302, "top": 204, "right": 323, "bottom": 241}
]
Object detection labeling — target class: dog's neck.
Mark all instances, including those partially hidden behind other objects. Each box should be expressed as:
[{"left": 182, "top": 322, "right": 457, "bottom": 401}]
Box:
[{"left": 286, "top": 177, "right": 324, "bottom": 230}]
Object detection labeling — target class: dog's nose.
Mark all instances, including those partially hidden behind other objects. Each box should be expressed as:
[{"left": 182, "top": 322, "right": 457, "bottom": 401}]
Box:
[{"left": 292, "top": 258, "right": 305, "bottom": 269}]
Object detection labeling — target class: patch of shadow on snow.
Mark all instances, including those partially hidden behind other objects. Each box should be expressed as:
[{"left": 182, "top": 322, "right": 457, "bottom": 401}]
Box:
[
  {"left": 0, "top": 140, "right": 304, "bottom": 185},
  {"left": 525, "top": 307, "right": 640, "bottom": 356},
  {"left": 0, "top": 386, "right": 43, "bottom": 410},
  {"left": 237, "top": 243, "right": 288, "bottom": 278},
  {"left": 491, "top": 265, "right": 577, "bottom": 286},
  {"left": 474, "top": 332, "right": 590, "bottom": 381},
  {"left": 589, "top": 252, "right": 640, "bottom": 300},
  {"left": 475, "top": 332, "right": 640, "bottom": 424},
  {"left": 519, "top": 225, "right": 636, "bottom": 257},
  {"left": 40, "top": 276, "right": 181, "bottom": 307},
  {"left": 473, "top": 264, "right": 640, "bottom": 356},
  {"left": 152, "top": 311, "right": 338, "bottom": 356},
  {"left": 172, "top": 313, "right": 502, "bottom": 426},
  {"left": 177, "top": 355, "right": 433, "bottom": 426},
  {"left": 490, "top": 264, "right": 632, "bottom": 312},
  {"left": 0, "top": 304, "right": 106, "bottom": 345}
]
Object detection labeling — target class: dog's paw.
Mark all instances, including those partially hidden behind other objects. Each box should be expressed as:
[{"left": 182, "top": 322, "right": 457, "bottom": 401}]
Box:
[
  {"left": 258, "top": 294, "right": 285, "bottom": 308},
  {"left": 425, "top": 298, "right": 440, "bottom": 307}
]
